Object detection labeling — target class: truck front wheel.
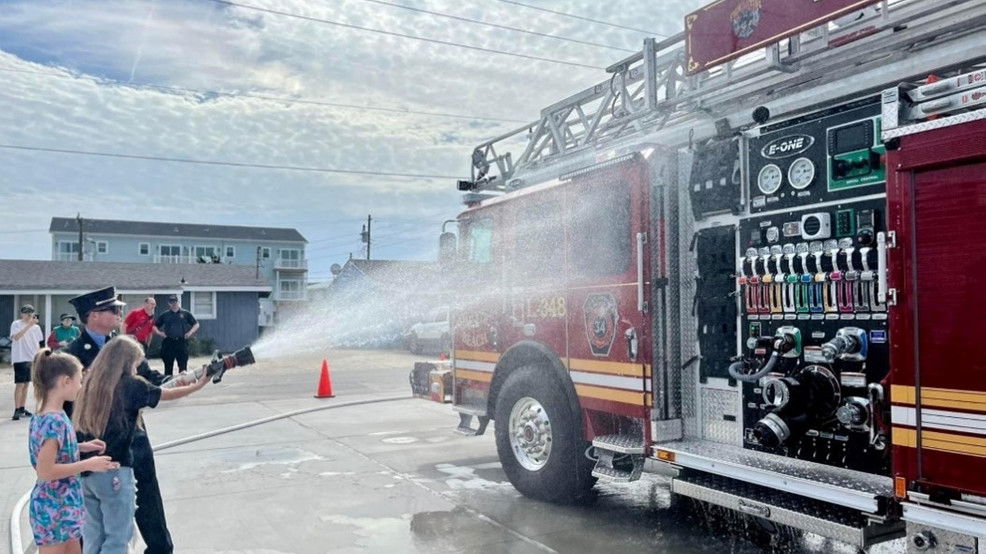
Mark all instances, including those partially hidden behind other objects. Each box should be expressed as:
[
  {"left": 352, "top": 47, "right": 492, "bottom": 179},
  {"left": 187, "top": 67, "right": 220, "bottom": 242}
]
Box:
[{"left": 494, "top": 365, "right": 594, "bottom": 504}]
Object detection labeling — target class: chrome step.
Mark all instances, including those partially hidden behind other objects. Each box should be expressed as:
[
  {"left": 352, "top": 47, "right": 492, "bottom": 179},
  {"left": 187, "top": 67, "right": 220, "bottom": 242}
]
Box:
[
  {"left": 592, "top": 434, "right": 646, "bottom": 455},
  {"left": 592, "top": 461, "right": 644, "bottom": 483},
  {"left": 591, "top": 434, "right": 646, "bottom": 482},
  {"left": 672, "top": 473, "right": 905, "bottom": 549}
]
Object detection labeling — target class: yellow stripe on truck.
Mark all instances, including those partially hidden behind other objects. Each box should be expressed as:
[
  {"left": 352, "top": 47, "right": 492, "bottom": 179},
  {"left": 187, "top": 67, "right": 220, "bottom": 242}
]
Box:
[
  {"left": 574, "top": 384, "right": 645, "bottom": 405},
  {"left": 453, "top": 350, "right": 500, "bottom": 363},
  {"left": 893, "top": 426, "right": 986, "bottom": 458},
  {"left": 892, "top": 385, "right": 986, "bottom": 411},
  {"left": 454, "top": 369, "right": 493, "bottom": 383}
]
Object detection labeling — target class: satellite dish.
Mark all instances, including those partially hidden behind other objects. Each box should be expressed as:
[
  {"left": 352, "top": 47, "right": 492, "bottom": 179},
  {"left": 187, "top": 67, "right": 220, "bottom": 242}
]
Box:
[{"left": 330, "top": 263, "right": 342, "bottom": 275}]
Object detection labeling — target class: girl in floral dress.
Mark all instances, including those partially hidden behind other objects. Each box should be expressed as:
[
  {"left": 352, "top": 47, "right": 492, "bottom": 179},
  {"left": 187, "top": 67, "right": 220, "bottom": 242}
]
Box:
[{"left": 28, "top": 349, "right": 119, "bottom": 554}]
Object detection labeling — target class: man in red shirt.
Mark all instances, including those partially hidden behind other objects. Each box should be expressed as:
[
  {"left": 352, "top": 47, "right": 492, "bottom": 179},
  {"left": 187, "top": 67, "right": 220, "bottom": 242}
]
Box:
[{"left": 124, "top": 296, "right": 158, "bottom": 352}]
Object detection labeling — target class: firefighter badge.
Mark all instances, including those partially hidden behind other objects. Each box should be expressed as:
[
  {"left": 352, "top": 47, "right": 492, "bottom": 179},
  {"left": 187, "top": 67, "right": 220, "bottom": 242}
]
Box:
[
  {"left": 730, "top": 0, "right": 762, "bottom": 39},
  {"left": 583, "top": 294, "right": 618, "bottom": 357}
]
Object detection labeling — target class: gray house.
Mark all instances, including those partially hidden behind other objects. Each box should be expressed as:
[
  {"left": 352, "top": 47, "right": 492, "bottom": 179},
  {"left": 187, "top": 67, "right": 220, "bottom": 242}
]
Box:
[
  {"left": 49, "top": 217, "right": 308, "bottom": 325},
  {"left": 0, "top": 260, "right": 271, "bottom": 352}
]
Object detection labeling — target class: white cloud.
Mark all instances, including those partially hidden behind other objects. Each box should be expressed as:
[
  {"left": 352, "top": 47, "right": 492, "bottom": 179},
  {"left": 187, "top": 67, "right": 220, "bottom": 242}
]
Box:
[{"left": 0, "top": 0, "right": 704, "bottom": 276}]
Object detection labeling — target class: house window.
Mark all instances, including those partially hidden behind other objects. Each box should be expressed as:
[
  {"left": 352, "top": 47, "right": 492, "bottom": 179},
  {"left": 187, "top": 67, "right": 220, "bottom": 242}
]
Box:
[
  {"left": 278, "top": 279, "right": 303, "bottom": 300},
  {"left": 159, "top": 245, "right": 181, "bottom": 256},
  {"left": 190, "top": 291, "right": 216, "bottom": 319},
  {"left": 278, "top": 248, "right": 302, "bottom": 268},
  {"left": 57, "top": 241, "right": 79, "bottom": 254},
  {"left": 261, "top": 247, "right": 271, "bottom": 259},
  {"left": 225, "top": 246, "right": 235, "bottom": 259},
  {"left": 139, "top": 243, "right": 149, "bottom": 255},
  {"left": 96, "top": 241, "right": 108, "bottom": 254},
  {"left": 194, "top": 246, "right": 219, "bottom": 262}
]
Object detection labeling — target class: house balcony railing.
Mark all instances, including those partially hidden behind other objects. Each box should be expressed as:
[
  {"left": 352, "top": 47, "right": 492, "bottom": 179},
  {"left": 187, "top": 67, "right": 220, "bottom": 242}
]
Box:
[
  {"left": 154, "top": 254, "right": 197, "bottom": 264},
  {"left": 55, "top": 253, "right": 93, "bottom": 262},
  {"left": 275, "top": 290, "right": 306, "bottom": 301},
  {"left": 274, "top": 258, "right": 308, "bottom": 270}
]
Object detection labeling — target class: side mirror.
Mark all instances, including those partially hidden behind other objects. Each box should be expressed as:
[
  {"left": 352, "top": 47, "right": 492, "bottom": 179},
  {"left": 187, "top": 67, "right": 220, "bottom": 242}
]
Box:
[{"left": 438, "top": 232, "right": 457, "bottom": 263}]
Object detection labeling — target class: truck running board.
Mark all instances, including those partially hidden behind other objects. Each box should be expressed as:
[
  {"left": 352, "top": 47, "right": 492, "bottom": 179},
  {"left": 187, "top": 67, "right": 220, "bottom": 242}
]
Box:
[
  {"left": 591, "top": 434, "right": 645, "bottom": 483},
  {"left": 672, "top": 473, "right": 905, "bottom": 549},
  {"left": 653, "top": 439, "right": 894, "bottom": 514}
]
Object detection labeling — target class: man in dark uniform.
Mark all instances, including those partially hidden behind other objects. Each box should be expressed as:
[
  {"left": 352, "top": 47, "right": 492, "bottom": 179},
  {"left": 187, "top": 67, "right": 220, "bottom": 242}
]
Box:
[
  {"left": 154, "top": 295, "right": 199, "bottom": 377},
  {"left": 64, "top": 287, "right": 177, "bottom": 554}
]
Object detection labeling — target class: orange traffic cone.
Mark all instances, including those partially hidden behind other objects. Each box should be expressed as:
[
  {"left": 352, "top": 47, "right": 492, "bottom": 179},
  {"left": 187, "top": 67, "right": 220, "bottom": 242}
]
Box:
[{"left": 315, "top": 359, "right": 334, "bottom": 398}]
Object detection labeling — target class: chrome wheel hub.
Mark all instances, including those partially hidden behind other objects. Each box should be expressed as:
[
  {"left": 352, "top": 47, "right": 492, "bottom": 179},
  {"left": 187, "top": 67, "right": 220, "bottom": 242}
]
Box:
[{"left": 508, "top": 397, "right": 552, "bottom": 471}]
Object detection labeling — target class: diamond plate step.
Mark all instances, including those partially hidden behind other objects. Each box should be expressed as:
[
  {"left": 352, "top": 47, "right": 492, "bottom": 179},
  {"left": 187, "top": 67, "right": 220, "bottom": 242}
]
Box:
[
  {"left": 592, "top": 462, "right": 644, "bottom": 483},
  {"left": 592, "top": 434, "right": 646, "bottom": 455},
  {"left": 672, "top": 473, "right": 904, "bottom": 549}
]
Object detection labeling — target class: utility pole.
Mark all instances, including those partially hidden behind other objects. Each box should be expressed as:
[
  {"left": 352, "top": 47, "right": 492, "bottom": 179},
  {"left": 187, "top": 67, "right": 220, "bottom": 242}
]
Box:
[
  {"left": 76, "top": 212, "right": 84, "bottom": 261},
  {"left": 360, "top": 214, "right": 372, "bottom": 260}
]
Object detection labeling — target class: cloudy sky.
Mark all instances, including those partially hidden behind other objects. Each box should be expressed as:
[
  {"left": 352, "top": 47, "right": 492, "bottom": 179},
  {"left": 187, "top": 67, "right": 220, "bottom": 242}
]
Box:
[{"left": 0, "top": 0, "right": 701, "bottom": 281}]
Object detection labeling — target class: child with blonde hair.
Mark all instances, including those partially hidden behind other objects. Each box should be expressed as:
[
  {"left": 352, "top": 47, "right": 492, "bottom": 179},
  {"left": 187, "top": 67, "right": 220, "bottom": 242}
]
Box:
[
  {"left": 73, "top": 335, "right": 207, "bottom": 553},
  {"left": 28, "top": 349, "right": 119, "bottom": 554}
]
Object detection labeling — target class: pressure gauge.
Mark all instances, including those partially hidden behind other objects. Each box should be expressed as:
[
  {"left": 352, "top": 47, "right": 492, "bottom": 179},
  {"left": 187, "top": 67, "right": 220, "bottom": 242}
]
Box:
[
  {"left": 788, "top": 157, "right": 816, "bottom": 190},
  {"left": 757, "top": 164, "right": 783, "bottom": 194}
]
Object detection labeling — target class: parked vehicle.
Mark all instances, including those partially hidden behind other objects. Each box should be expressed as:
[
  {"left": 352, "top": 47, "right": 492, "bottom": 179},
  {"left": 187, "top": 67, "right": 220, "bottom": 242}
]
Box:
[
  {"left": 406, "top": 306, "right": 450, "bottom": 355},
  {"left": 436, "top": 1, "right": 986, "bottom": 551}
]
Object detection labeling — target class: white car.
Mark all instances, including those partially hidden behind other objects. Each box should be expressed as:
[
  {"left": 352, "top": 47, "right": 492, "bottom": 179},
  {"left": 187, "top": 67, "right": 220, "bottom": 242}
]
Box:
[{"left": 406, "top": 307, "right": 450, "bottom": 355}]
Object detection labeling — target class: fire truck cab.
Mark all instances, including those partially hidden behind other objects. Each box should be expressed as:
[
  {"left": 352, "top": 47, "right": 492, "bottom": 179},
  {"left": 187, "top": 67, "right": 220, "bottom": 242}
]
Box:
[{"left": 442, "top": 1, "right": 986, "bottom": 550}]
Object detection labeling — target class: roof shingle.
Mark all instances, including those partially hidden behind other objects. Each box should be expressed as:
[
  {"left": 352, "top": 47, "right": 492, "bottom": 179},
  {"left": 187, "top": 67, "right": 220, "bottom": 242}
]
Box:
[{"left": 49, "top": 217, "right": 306, "bottom": 243}]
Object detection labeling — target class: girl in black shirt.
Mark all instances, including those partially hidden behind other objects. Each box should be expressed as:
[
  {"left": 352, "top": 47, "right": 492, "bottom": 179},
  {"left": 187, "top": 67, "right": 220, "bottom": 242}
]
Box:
[{"left": 73, "top": 335, "right": 207, "bottom": 553}]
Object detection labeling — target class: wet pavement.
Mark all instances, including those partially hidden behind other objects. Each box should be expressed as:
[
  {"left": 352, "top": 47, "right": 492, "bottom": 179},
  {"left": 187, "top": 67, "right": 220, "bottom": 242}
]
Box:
[{"left": 1, "top": 349, "right": 905, "bottom": 553}]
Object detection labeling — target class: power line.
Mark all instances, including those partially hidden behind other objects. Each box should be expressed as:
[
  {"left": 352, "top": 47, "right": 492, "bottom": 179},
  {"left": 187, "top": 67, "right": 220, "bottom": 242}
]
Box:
[
  {"left": 357, "top": 0, "right": 635, "bottom": 53},
  {"left": 207, "top": 0, "right": 606, "bottom": 70},
  {"left": 0, "top": 143, "right": 462, "bottom": 179},
  {"left": 0, "top": 67, "right": 527, "bottom": 124},
  {"left": 492, "top": 0, "right": 666, "bottom": 37}
]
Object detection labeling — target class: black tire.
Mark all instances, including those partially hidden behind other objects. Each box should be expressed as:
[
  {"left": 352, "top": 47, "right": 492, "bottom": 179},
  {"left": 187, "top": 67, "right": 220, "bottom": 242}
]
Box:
[{"left": 494, "top": 364, "right": 595, "bottom": 504}]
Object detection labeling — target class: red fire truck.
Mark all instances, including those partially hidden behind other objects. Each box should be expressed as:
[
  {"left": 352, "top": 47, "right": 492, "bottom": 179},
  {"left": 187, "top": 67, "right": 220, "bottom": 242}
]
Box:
[{"left": 441, "top": 0, "right": 986, "bottom": 550}]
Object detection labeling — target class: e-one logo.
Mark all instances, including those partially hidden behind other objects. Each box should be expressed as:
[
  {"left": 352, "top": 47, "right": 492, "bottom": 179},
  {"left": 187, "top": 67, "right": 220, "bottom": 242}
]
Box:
[{"left": 761, "top": 135, "right": 814, "bottom": 159}]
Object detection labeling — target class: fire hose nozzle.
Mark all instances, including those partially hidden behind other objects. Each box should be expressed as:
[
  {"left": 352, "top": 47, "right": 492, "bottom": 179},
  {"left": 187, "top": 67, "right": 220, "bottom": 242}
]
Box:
[{"left": 206, "top": 346, "right": 256, "bottom": 383}]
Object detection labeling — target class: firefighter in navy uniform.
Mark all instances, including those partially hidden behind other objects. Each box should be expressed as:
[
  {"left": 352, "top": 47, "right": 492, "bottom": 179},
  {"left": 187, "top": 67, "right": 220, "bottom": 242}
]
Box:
[{"left": 63, "top": 287, "right": 180, "bottom": 554}]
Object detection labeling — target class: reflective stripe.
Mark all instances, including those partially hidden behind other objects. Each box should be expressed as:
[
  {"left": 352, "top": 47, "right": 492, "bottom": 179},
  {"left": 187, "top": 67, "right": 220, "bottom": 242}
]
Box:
[
  {"left": 570, "top": 371, "right": 644, "bottom": 391},
  {"left": 892, "top": 405, "right": 986, "bottom": 436},
  {"left": 455, "top": 359, "right": 495, "bottom": 373}
]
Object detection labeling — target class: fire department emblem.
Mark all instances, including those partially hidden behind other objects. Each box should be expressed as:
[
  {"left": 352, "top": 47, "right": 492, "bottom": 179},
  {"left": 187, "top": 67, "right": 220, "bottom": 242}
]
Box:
[
  {"left": 583, "top": 294, "right": 618, "bottom": 357},
  {"left": 730, "top": 0, "right": 762, "bottom": 39}
]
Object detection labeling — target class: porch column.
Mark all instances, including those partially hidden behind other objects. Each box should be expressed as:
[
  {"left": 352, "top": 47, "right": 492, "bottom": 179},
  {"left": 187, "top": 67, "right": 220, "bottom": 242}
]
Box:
[{"left": 44, "top": 294, "right": 52, "bottom": 339}]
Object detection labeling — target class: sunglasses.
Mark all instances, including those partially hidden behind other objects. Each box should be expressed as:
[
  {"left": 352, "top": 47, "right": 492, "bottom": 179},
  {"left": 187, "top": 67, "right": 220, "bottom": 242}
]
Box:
[{"left": 91, "top": 306, "right": 122, "bottom": 316}]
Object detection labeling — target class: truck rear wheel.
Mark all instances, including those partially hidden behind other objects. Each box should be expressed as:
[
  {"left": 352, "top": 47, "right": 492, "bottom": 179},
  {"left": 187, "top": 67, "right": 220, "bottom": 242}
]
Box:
[{"left": 494, "top": 365, "right": 594, "bottom": 504}]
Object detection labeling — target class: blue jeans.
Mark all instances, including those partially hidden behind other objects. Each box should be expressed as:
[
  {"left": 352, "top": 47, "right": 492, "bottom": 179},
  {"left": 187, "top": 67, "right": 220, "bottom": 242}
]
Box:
[{"left": 82, "top": 467, "right": 135, "bottom": 554}]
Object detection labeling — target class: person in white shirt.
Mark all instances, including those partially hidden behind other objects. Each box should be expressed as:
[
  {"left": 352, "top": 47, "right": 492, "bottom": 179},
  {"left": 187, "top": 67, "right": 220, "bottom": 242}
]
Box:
[{"left": 10, "top": 304, "right": 44, "bottom": 420}]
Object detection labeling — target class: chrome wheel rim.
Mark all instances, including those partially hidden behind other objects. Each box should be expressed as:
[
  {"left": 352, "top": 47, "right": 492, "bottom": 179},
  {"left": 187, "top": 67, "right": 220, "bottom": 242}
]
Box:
[{"left": 508, "top": 396, "right": 552, "bottom": 471}]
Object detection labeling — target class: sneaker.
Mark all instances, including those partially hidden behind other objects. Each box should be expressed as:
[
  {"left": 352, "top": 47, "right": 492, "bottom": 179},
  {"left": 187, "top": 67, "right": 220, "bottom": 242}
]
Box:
[
  {"left": 20, "top": 408, "right": 32, "bottom": 417},
  {"left": 12, "top": 409, "right": 20, "bottom": 421}
]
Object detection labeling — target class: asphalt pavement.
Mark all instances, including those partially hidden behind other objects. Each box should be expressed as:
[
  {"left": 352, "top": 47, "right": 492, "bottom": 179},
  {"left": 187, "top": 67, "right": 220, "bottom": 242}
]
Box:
[{"left": 1, "top": 349, "right": 883, "bottom": 553}]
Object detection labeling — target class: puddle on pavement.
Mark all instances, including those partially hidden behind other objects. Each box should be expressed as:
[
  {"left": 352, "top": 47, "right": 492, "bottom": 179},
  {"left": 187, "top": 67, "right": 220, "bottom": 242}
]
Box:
[
  {"left": 319, "top": 513, "right": 414, "bottom": 551},
  {"left": 218, "top": 447, "right": 324, "bottom": 472}
]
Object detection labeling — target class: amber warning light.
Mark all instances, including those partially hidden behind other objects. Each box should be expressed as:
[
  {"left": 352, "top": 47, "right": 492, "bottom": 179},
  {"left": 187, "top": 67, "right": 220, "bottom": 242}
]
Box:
[
  {"left": 656, "top": 449, "right": 676, "bottom": 463},
  {"left": 894, "top": 477, "right": 907, "bottom": 499}
]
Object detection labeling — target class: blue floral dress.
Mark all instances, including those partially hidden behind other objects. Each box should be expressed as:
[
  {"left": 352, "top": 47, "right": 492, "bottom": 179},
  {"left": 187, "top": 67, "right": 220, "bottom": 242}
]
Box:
[{"left": 28, "top": 411, "right": 85, "bottom": 546}]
